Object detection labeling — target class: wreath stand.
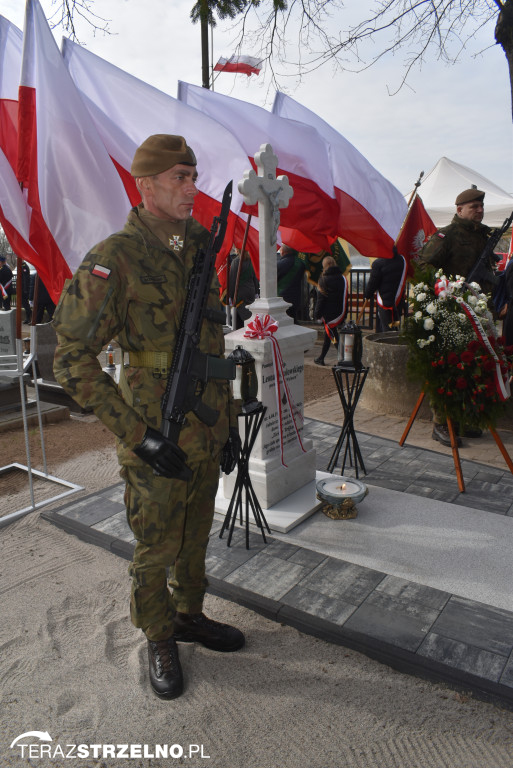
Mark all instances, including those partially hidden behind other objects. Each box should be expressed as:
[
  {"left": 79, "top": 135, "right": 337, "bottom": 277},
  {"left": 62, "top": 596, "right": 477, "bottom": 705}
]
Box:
[{"left": 399, "top": 388, "right": 513, "bottom": 493}]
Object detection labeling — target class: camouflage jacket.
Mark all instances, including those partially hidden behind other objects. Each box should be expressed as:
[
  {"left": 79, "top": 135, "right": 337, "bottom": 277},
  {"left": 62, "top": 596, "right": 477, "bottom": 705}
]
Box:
[
  {"left": 53, "top": 206, "right": 236, "bottom": 465},
  {"left": 418, "top": 214, "right": 493, "bottom": 290}
]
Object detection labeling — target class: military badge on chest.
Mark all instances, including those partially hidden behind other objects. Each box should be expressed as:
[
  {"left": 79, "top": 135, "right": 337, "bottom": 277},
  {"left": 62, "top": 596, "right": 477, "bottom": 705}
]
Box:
[{"left": 169, "top": 234, "right": 184, "bottom": 253}]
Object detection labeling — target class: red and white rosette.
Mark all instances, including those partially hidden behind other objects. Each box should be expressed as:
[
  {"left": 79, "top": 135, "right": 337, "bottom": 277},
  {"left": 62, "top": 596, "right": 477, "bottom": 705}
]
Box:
[
  {"left": 434, "top": 277, "right": 450, "bottom": 297},
  {"left": 244, "top": 313, "right": 306, "bottom": 466},
  {"left": 460, "top": 300, "right": 511, "bottom": 402}
]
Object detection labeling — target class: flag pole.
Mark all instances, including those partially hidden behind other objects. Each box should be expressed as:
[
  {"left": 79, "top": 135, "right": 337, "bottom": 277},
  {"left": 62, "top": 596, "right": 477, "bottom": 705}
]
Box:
[{"left": 395, "top": 170, "right": 424, "bottom": 246}]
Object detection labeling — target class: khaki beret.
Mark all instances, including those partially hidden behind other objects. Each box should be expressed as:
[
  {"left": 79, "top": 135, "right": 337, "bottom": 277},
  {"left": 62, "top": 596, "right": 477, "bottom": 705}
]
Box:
[
  {"left": 131, "top": 134, "right": 196, "bottom": 177},
  {"left": 455, "top": 188, "right": 485, "bottom": 206}
]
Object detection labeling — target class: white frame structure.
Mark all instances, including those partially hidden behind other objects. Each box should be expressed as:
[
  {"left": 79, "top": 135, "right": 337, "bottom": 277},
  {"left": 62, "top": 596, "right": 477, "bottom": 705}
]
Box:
[{"left": 0, "top": 325, "right": 83, "bottom": 529}]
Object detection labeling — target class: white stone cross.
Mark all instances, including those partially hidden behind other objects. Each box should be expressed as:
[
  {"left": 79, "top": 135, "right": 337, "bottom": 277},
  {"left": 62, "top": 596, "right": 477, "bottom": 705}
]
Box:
[{"left": 238, "top": 143, "right": 293, "bottom": 300}]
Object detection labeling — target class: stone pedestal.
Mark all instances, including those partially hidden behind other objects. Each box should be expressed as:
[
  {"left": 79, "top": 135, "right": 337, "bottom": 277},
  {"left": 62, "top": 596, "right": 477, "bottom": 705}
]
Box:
[
  {"left": 360, "top": 332, "right": 432, "bottom": 420},
  {"left": 223, "top": 297, "right": 317, "bottom": 511}
]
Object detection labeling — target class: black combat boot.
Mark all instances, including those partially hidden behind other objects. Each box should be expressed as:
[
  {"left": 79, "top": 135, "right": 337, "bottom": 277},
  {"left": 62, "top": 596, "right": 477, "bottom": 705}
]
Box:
[
  {"left": 432, "top": 423, "right": 462, "bottom": 448},
  {"left": 173, "top": 612, "right": 245, "bottom": 652},
  {"left": 147, "top": 636, "right": 184, "bottom": 699}
]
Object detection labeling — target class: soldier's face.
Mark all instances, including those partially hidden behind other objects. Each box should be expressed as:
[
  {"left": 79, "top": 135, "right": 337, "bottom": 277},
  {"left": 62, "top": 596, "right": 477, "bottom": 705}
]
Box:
[
  {"left": 457, "top": 200, "right": 484, "bottom": 223},
  {"left": 140, "top": 164, "right": 199, "bottom": 222}
]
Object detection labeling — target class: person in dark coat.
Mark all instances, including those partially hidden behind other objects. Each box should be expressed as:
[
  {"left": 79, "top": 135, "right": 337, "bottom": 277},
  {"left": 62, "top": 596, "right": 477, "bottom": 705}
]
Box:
[
  {"left": 30, "top": 273, "right": 56, "bottom": 324},
  {"left": 19, "top": 261, "right": 32, "bottom": 323},
  {"left": 364, "top": 247, "right": 407, "bottom": 332},
  {"left": 277, "top": 244, "right": 305, "bottom": 323},
  {"left": 313, "top": 256, "right": 348, "bottom": 365},
  {"left": 0, "top": 255, "right": 13, "bottom": 311},
  {"left": 229, "top": 249, "right": 259, "bottom": 329}
]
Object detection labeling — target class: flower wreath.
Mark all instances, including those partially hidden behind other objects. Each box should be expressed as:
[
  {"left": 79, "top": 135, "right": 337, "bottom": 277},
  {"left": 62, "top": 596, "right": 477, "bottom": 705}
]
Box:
[{"left": 401, "top": 270, "right": 513, "bottom": 430}]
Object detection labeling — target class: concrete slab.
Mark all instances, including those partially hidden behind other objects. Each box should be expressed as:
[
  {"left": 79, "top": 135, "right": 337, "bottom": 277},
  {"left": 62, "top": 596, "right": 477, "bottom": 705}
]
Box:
[{"left": 270, "top": 483, "right": 513, "bottom": 613}]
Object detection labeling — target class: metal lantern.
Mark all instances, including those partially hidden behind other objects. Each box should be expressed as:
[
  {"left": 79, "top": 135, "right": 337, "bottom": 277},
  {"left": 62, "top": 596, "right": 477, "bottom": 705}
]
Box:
[
  {"left": 337, "top": 321, "right": 363, "bottom": 369},
  {"left": 227, "top": 345, "right": 260, "bottom": 414}
]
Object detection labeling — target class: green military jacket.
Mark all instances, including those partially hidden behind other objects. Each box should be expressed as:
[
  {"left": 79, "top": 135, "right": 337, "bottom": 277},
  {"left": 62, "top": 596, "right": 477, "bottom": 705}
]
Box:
[
  {"left": 418, "top": 214, "right": 493, "bottom": 291},
  {"left": 53, "top": 206, "right": 236, "bottom": 466}
]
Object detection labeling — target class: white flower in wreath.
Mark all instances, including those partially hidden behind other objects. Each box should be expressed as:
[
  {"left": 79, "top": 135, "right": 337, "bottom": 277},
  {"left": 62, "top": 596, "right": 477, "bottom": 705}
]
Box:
[
  {"left": 416, "top": 292, "right": 427, "bottom": 302},
  {"left": 467, "top": 295, "right": 478, "bottom": 306},
  {"left": 424, "top": 317, "right": 435, "bottom": 331},
  {"left": 418, "top": 339, "right": 426, "bottom": 348},
  {"left": 426, "top": 302, "right": 437, "bottom": 315},
  {"left": 429, "top": 335, "right": 435, "bottom": 342},
  {"left": 470, "top": 282, "right": 481, "bottom": 291},
  {"left": 414, "top": 311, "right": 422, "bottom": 320},
  {"left": 477, "top": 300, "right": 488, "bottom": 312},
  {"left": 455, "top": 296, "right": 463, "bottom": 304}
]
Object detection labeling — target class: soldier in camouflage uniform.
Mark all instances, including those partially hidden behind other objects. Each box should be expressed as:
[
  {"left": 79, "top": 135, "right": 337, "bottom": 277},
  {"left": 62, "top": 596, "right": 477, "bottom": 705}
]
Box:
[
  {"left": 418, "top": 188, "right": 494, "bottom": 447},
  {"left": 53, "top": 135, "right": 244, "bottom": 700},
  {"left": 418, "top": 188, "right": 494, "bottom": 293}
]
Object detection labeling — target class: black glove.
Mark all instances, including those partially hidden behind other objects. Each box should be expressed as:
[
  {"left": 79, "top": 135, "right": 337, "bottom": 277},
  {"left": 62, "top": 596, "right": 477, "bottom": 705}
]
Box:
[
  {"left": 134, "top": 427, "right": 192, "bottom": 481},
  {"left": 220, "top": 427, "right": 241, "bottom": 475}
]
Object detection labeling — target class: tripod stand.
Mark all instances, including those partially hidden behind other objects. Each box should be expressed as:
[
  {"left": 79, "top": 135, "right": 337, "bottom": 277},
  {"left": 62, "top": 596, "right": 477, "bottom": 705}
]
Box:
[{"left": 219, "top": 403, "right": 271, "bottom": 549}]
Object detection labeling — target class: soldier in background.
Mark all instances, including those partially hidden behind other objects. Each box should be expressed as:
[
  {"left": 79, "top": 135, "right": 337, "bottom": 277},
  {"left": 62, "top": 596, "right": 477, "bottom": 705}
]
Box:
[
  {"left": 418, "top": 188, "right": 494, "bottom": 294},
  {"left": 53, "top": 135, "right": 244, "bottom": 701},
  {"left": 418, "top": 188, "right": 493, "bottom": 446}
]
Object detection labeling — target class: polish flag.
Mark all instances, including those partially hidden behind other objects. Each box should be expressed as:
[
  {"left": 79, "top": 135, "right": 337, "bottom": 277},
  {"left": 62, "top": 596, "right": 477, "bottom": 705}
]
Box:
[
  {"left": 214, "top": 55, "right": 263, "bottom": 77},
  {"left": 18, "top": 0, "right": 130, "bottom": 303},
  {"left": 177, "top": 81, "right": 339, "bottom": 253},
  {"left": 273, "top": 92, "right": 408, "bottom": 260},
  {"left": 395, "top": 194, "right": 437, "bottom": 275},
  {"left": 62, "top": 39, "right": 250, "bottom": 292},
  {"left": 0, "top": 16, "right": 39, "bottom": 267}
]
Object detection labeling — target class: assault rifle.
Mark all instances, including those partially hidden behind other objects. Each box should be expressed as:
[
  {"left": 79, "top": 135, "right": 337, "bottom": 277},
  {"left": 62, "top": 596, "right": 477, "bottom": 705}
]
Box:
[
  {"left": 160, "top": 181, "right": 235, "bottom": 446},
  {"left": 466, "top": 209, "right": 513, "bottom": 289}
]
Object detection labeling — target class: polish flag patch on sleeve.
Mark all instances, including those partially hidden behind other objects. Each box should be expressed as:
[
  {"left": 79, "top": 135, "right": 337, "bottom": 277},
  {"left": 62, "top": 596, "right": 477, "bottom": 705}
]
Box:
[{"left": 91, "top": 264, "right": 111, "bottom": 279}]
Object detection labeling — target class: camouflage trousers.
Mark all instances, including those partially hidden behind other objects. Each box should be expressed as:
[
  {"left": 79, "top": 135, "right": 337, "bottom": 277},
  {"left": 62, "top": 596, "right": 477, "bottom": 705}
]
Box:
[{"left": 121, "top": 453, "right": 220, "bottom": 641}]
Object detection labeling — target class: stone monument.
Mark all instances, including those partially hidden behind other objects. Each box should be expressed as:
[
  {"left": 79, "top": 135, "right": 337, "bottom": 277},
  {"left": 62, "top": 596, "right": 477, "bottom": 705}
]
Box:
[{"left": 221, "top": 144, "right": 321, "bottom": 531}]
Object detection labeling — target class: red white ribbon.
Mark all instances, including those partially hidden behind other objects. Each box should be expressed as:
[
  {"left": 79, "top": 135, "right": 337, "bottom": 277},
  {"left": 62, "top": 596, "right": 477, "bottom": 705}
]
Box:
[
  {"left": 460, "top": 300, "right": 510, "bottom": 402},
  {"left": 244, "top": 313, "right": 306, "bottom": 466}
]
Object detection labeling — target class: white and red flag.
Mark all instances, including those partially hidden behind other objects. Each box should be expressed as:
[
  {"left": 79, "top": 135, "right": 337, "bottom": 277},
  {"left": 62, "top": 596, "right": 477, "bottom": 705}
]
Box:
[
  {"left": 395, "top": 194, "right": 437, "bottom": 276},
  {"left": 18, "top": 0, "right": 129, "bottom": 302},
  {"left": 214, "top": 55, "right": 263, "bottom": 77},
  {"left": 273, "top": 92, "right": 408, "bottom": 260},
  {"left": 178, "top": 82, "right": 339, "bottom": 254},
  {"left": 0, "top": 16, "right": 39, "bottom": 267},
  {"left": 62, "top": 39, "right": 249, "bottom": 292}
]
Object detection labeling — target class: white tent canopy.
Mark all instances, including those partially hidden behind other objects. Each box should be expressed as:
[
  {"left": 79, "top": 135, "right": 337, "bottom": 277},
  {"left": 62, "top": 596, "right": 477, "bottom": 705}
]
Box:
[{"left": 414, "top": 157, "right": 513, "bottom": 228}]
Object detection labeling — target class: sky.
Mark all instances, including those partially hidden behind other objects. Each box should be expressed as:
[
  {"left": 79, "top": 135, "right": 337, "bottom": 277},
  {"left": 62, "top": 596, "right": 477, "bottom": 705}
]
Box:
[{"left": 1, "top": 0, "right": 512, "bottom": 201}]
